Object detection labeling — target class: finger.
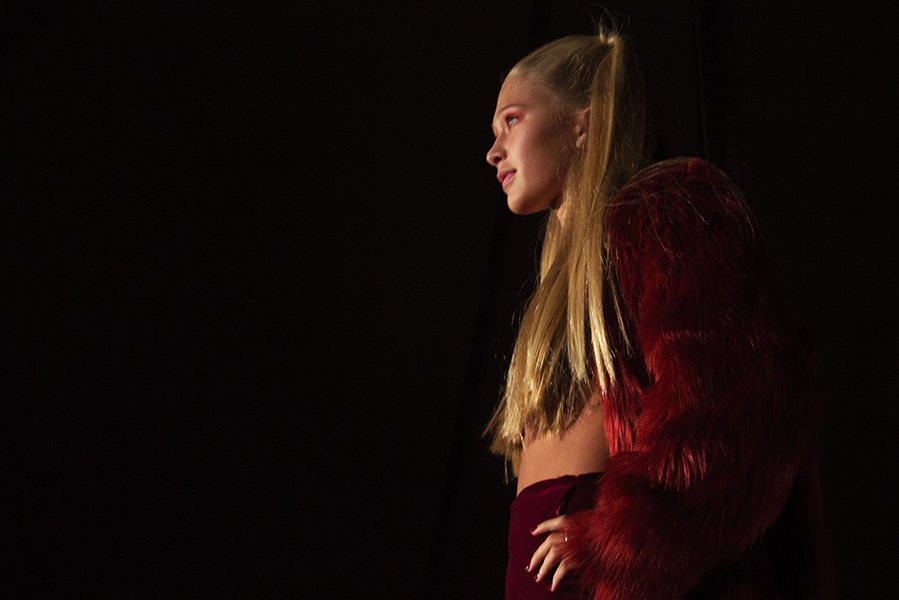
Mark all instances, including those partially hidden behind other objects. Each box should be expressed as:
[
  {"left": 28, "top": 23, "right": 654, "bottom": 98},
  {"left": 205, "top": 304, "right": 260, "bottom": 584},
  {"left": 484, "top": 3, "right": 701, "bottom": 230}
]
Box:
[
  {"left": 535, "top": 537, "right": 565, "bottom": 583},
  {"left": 531, "top": 515, "right": 568, "bottom": 535},
  {"left": 528, "top": 532, "right": 557, "bottom": 573},
  {"left": 550, "top": 559, "right": 572, "bottom": 592}
]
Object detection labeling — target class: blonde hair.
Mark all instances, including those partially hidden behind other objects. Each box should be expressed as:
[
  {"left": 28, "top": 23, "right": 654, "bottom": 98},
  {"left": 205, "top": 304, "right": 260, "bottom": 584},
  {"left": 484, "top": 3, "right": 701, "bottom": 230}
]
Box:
[{"left": 487, "top": 30, "right": 650, "bottom": 465}]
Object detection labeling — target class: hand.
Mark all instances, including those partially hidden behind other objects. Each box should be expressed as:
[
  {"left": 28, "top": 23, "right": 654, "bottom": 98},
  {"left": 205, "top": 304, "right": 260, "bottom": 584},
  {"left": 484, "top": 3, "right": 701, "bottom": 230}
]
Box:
[{"left": 528, "top": 515, "right": 580, "bottom": 592}]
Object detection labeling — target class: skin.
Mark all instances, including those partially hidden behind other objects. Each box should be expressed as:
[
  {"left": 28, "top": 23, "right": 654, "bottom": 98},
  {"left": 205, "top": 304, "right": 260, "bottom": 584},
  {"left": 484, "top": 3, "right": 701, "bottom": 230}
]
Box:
[
  {"left": 517, "top": 398, "right": 609, "bottom": 495},
  {"left": 530, "top": 515, "right": 575, "bottom": 591},
  {"left": 487, "top": 76, "right": 598, "bottom": 592},
  {"left": 486, "top": 76, "right": 588, "bottom": 218},
  {"left": 522, "top": 399, "right": 609, "bottom": 591}
]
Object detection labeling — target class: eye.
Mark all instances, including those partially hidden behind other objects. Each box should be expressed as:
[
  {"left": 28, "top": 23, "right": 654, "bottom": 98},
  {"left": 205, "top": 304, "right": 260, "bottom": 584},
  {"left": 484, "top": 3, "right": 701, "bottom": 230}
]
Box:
[{"left": 505, "top": 115, "right": 520, "bottom": 128}]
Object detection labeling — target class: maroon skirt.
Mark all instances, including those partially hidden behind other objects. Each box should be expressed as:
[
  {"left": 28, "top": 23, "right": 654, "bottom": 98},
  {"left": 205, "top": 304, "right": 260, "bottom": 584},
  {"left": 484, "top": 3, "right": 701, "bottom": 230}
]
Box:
[{"left": 506, "top": 472, "right": 603, "bottom": 599}]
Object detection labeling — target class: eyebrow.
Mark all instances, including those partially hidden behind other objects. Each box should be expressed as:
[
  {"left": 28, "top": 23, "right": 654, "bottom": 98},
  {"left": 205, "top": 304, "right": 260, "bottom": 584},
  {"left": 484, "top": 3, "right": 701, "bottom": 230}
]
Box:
[{"left": 497, "top": 103, "right": 525, "bottom": 113}]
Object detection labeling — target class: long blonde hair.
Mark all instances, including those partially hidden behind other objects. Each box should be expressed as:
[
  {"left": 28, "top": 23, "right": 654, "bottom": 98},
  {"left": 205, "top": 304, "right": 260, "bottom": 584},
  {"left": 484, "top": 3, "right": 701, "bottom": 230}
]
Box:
[{"left": 487, "top": 30, "right": 650, "bottom": 463}]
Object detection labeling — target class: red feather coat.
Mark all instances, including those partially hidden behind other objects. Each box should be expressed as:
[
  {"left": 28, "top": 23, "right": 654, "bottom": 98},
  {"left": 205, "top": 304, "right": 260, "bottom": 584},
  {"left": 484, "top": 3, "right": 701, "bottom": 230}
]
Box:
[{"left": 564, "top": 159, "right": 832, "bottom": 599}]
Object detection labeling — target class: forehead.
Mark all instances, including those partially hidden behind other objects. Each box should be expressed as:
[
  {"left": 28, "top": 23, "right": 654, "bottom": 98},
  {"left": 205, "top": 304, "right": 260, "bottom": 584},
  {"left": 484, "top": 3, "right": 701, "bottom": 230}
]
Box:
[{"left": 494, "top": 76, "right": 554, "bottom": 112}]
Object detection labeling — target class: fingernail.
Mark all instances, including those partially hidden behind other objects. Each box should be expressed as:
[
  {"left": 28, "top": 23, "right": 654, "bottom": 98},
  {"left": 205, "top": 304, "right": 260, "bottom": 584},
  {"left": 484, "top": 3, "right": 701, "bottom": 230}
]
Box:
[
  {"left": 534, "top": 573, "right": 541, "bottom": 583},
  {"left": 525, "top": 564, "right": 531, "bottom": 572}
]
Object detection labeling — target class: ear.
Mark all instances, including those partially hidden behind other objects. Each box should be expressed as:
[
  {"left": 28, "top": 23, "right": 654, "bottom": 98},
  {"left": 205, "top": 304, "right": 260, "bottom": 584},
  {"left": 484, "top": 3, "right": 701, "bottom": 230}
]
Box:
[{"left": 574, "top": 107, "right": 590, "bottom": 145}]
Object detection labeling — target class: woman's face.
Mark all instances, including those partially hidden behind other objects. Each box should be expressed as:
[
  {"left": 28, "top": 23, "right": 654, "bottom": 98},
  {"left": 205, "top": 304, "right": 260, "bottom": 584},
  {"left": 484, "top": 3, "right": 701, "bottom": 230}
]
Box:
[{"left": 486, "top": 76, "right": 579, "bottom": 215}]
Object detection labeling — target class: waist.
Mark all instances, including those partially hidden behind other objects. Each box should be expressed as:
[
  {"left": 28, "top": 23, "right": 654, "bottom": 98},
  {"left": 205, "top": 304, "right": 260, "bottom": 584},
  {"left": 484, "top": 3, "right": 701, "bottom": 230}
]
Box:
[
  {"left": 516, "top": 407, "right": 610, "bottom": 495},
  {"left": 506, "top": 472, "right": 603, "bottom": 598},
  {"left": 513, "top": 471, "right": 605, "bottom": 508}
]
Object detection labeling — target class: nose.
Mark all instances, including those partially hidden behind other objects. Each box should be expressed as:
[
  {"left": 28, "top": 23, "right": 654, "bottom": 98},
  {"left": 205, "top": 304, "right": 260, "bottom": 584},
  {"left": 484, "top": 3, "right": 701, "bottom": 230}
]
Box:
[{"left": 486, "top": 137, "right": 504, "bottom": 167}]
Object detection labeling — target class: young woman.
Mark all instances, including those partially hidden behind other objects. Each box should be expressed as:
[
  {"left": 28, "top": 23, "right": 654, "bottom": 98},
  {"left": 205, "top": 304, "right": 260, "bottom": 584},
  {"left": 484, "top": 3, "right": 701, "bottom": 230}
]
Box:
[{"left": 486, "top": 29, "right": 831, "bottom": 599}]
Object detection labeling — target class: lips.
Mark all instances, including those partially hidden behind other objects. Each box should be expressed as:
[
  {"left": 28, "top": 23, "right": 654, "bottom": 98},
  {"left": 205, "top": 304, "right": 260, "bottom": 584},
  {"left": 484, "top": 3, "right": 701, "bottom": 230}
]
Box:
[{"left": 497, "top": 170, "right": 515, "bottom": 190}]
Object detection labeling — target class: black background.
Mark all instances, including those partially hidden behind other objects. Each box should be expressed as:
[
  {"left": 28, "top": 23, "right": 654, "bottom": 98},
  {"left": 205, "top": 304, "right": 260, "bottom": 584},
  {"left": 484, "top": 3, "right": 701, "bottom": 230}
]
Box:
[{"left": 3, "top": 1, "right": 897, "bottom": 598}]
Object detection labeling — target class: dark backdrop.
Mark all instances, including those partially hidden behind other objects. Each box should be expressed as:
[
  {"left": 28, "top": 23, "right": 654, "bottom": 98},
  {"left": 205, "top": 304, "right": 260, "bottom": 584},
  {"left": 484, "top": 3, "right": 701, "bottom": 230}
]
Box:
[{"left": 3, "top": 1, "right": 896, "bottom": 598}]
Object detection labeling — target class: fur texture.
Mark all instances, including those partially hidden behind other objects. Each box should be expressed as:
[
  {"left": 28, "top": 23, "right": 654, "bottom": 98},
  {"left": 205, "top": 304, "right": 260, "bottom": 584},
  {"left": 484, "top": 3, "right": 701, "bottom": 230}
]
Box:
[{"left": 563, "top": 159, "right": 832, "bottom": 599}]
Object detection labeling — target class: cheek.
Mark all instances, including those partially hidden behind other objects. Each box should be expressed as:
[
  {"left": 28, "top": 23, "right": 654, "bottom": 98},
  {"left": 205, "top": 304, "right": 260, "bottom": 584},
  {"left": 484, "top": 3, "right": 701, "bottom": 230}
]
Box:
[
  {"left": 533, "top": 144, "right": 568, "bottom": 188},
  {"left": 533, "top": 126, "right": 570, "bottom": 173}
]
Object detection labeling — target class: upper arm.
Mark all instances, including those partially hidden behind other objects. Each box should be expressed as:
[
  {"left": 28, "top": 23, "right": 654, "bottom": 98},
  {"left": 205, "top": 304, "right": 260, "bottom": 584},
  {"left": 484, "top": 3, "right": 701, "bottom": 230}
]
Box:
[{"left": 564, "top": 159, "right": 820, "bottom": 597}]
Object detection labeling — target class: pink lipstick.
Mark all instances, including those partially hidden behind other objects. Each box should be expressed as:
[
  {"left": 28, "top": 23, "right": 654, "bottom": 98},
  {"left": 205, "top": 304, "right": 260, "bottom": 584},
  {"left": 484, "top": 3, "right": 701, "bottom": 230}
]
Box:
[{"left": 497, "top": 170, "right": 515, "bottom": 190}]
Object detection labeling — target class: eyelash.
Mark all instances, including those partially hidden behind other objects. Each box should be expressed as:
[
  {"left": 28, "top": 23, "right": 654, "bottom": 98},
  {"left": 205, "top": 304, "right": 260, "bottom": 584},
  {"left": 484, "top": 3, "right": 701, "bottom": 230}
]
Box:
[{"left": 505, "top": 115, "right": 520, "bottom": 128}]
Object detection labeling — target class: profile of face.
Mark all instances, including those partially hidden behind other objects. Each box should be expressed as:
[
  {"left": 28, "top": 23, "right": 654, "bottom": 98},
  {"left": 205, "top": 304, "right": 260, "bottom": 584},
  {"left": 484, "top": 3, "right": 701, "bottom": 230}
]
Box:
[{"left": 486, "top": 76, "right": 584, "bottom": 215}]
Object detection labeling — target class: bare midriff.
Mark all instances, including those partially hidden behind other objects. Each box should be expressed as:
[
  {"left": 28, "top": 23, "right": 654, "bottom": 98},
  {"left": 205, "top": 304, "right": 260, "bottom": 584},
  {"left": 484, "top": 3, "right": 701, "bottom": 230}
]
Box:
[{"left": 516, "top": 399, "right": 610, "bottom": 495}]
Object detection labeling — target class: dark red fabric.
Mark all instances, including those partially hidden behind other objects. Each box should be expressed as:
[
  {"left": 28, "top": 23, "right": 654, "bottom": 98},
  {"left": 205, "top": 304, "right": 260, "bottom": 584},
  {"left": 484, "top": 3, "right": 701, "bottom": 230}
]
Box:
[{"left": 506, "top": 473, "right": 603, "bottom": 599}]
